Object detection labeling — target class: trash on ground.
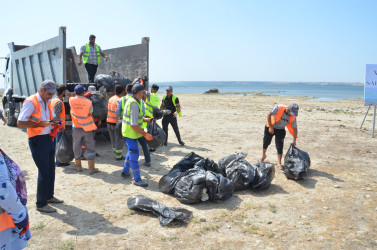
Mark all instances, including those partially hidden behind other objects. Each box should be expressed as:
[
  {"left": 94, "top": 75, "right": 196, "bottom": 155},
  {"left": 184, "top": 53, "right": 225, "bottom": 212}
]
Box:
[
  {"left": 283, "top": 144, "right": 310, "bottom": 180},
  {"left": 127, "top": 195, "right": 192, "bottom": 226}
]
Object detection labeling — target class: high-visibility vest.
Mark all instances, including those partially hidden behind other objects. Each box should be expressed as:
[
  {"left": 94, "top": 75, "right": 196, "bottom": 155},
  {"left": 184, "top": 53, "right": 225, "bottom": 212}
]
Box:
[
  {"left": 51, "top": 97, "right": 65, "bottom": 127},
  {"left": 0, "top": 209, "right": 15, "bottom": 232},
  {"left": 145, "top": 92, "right": 160, "bottom": 117},
  {"left": 83, "top": 43, "right": 100, "bottom": 64},
  {"left": 122, "top": 96, "right": 144, "bottom": 139},
  {"left": 23, "top": 94, "right": 53, "bottom": 138},
  {"left": 70, "top": 96, "right": 97, "bottom": 131},
  {"left": 140, "top": 100, "right": 147, "bottom": 129},
  {"left": 162, "top": 94, "right": 182, "bottom": 117},
  {"left": 266, "top": 105, "right": 296, "bottom": 137},
  {"left": 106, "top": 95, "right": 120, "bottom": 123}
]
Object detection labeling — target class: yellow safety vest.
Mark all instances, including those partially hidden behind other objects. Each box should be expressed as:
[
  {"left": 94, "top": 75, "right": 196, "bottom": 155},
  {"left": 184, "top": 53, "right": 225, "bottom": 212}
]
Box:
[
  {"left": 162, "top": 94, "right": 182, "bottom": 117},
  {"left": 122, "top": 96, "right": 144, "bottom": 139},
  {"left": 83, "top": 44, "right": 100, "bottom": 64}
]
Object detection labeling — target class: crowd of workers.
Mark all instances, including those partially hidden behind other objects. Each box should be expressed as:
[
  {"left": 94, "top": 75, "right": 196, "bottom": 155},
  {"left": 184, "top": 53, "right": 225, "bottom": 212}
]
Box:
[{"left": 0, "top": 33, "right": 299, "bottom": 248}]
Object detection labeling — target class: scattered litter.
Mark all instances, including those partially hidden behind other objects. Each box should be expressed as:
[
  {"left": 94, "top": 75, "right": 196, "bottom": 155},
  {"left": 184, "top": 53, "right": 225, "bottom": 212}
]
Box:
[{"left": 127, "top": 195, "right": 192, "bottom": 226}]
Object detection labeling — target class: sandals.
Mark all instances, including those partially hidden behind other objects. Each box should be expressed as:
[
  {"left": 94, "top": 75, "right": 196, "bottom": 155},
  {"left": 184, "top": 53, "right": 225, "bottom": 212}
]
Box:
[
  {"left": 259, "top": 155, "right": 267, "bottom": 163},
  {"left": 89, "top": 168, "right": 100, "bottom": 175}
]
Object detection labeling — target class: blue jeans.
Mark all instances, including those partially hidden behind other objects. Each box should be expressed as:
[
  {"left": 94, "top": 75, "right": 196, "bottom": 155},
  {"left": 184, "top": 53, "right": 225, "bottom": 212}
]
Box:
[
  {"left": 122, "top": 138, "right": 141, "bottom": 182},
  {"left": 138, "top": 136, "right": 151, "bottom": 163},
  {"left": 28, "top": 134, "right": 55, "bottom": 208},
  {"left": 55, "top": 131, "right": 63, "bottom": 165}
]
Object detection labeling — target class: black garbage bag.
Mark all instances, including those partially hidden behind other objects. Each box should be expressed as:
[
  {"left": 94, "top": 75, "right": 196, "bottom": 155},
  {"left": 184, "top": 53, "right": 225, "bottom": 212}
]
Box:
[
  {"left": 88, "top": 92, "right": 108, "bottom": 121},
  {"left": 174, "top": 168, "right": 208, "bottom": 204},
  {"left": 283, "top": 144, "right": 310, "bottom": 180},
  {"left": 94, "top": 74, "right": 115, "bottom": 91},
  {"left": 55, "top": 130, "right": 74, "bottom": 163},
  {"left": 159, "top": 152, "right": 203, "bottom": 194},
  {"left": 127, "top": 195, "right": 192, "bottom": 226},
  {"left": 218, "top": 152, "right": 255, "bottom": 191},
  {"left": 152, "top": 107, "right": 172, "bottom": 120},
  {"left": 110, "top": 71, "right": 131, "bottom": 86},
  {"left": 205, "top": 171, "right": 234, "bottom": 202},
  {"left": 218, "top": 152, "right": 248, "bottom": 177},
  {"left": 250, "top": 162, "right": 275, "bottom": 190},
  {"left": 146, "top": 122, "right": 166, "bottom": 149},
  {"left": 195, "top": 158, "right": 224, "bottom": 176}
]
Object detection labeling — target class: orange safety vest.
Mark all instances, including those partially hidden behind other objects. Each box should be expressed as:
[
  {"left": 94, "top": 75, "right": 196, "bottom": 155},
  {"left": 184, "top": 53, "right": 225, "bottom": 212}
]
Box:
[
  {"left": 266, "top": 105, "right": 297, "bottom": 137},
  {"left": 0, "top": 210, "right": 15, "bottom": 232},
  {"left": 51, "top": 97, "right": 66, "bottom": 127},
  {"left": 23, "top": 94, "right": 53, "bottom": 138},
  {"left": 70, "top": 96, "right": 97, "bottom": 131},
  {"left": 106, "top": 95, "right": 120, "bottom": 123}
]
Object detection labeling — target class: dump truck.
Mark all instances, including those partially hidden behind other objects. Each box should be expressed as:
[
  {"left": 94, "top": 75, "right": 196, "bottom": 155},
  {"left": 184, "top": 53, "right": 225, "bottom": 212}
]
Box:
[{"left": 1, "top": 26, "right": 150, "bottom": 129}]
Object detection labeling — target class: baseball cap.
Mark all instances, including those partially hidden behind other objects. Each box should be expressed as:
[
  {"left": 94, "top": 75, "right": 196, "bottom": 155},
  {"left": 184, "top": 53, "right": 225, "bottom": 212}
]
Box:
[
  {"left": 89, "top": 34, "right": 96, "bottom": 39},
  {"left": 74, "top": 85, "right": 86, "bottom": 95},
  {"left": 166, "top": 86, "right": 173, "bottom": 91},
  {"left": 132, "top": 83, "right": 145, "bottom": 93},
  {"left": 88, "top": 85, "right": 96, "bottom": 93},
  {"left": 288, "top": 103, "right": 299, "bottom": 116},
  {"left": 151, "top": 84, "right": 159, "bottom": 90},
  {"left": 40, "top": 80, "right": 57, "bottom": 94}
]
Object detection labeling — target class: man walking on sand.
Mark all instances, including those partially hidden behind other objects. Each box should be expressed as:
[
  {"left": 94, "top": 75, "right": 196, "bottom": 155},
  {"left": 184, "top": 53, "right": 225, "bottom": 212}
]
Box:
[
  {"left": 17, "top": 80, "right": 64, "bottom": 213},
  {"left": 259, "top": 103, "right": 299, "bottom": 170},
  {"left": 78, "top": 34, "right": 108, "bottom": 83},
  {"left": 120, "top": 84, "right": 154, "bottom": 187},
  {"left": 160, "top": 86, "right": 184, "bottom": 146},
  {"left": 70, "top": 85, "right": 99, "bottom": 175}
]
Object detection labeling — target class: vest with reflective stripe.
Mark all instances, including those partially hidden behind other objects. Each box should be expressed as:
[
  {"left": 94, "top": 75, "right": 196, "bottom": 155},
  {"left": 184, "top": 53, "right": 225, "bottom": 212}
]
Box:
[
  {"left": 122, "top": 97, "right": 144, "bottom": 139},
  {"left": 83, "top": 44, "right": 100, "bottom": 64},
  {"left": 51, "top": 97, "right": 65, "bottom": 127},
  {"left": 70, "top": 96, "right": 97, "bottom": 131},
  {"left": 24, "top": 94, "right": 53, "bottom": 138},
  {"left": 266, "top": 106, "right": 296, "bottom": 137},
  {"left": 162, "top": 94, "right": 182, "bottom": 116},
  {"left": 145, "top": 92, "right": 160, "bottom": 117},
  {"left": 141, "top": 100, "right": 147, "bottom": 129},
  {"left": 0, "top": 208, "right": 16, "bottom": 232},
  {"left": 106, "top": 95, "right": 120, "bottom": 123}
]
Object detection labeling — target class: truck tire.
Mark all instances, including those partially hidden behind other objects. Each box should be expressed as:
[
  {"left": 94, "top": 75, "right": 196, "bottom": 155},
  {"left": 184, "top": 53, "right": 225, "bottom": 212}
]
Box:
[{"left": 4, "top": 101, "right": 17, "bottom": 127}]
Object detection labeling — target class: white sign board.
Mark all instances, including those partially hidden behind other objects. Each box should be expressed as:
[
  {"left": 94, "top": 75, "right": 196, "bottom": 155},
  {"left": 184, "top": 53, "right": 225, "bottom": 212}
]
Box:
[{"left": 365, "top": 64, "right": 377, "bottom": 106}]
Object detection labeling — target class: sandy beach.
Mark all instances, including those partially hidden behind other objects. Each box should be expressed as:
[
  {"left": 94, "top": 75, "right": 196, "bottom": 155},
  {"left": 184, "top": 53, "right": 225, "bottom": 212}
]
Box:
[{"left": 1, "top": 92, "right": 376, "bottom": 249}]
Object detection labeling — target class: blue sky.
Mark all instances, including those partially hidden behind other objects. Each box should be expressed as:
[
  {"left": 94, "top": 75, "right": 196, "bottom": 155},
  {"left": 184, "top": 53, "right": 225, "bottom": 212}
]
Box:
[{"left": 0, "top": 0, "right": 376, "bottom": 88}]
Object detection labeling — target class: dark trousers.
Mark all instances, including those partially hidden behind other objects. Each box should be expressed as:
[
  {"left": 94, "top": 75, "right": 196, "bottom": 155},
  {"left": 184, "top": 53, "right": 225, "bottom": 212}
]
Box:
[
  {"left": 28, "top": 134, "right": 56, "bottom": 208},
  {"left": 138, "top": 136, "right": 151, "bottom": 163},
  {"left": 162, "top": 115, "right": 182, "bottom": 143},
  {"left": 55, "top": 131, "right": 63, "bottom": 165},
  {"left": 263, "top": 126, "right": 286, "bottom": 154},
  {"left": 85, "top": 63, "right": 98, "bottom": 83}
]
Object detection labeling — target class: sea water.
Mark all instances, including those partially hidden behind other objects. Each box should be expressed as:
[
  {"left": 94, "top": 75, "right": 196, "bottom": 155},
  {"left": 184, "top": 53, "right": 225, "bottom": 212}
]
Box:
[{"left": 152, "top": 81, "right": 363, "bottom": 101}]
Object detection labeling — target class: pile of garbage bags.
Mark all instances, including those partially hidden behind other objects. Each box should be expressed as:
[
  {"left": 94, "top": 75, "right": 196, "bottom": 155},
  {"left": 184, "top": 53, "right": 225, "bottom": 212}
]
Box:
[
  {"left": 283, "top": 144, "right": 310, "bottom": 180},
  {"left": 159, "top": 152, "right": 275, "bottom": 204},
  {"left": 94, "top": 71, "right": 132, "bottom": 92},
  {"left": 127, "top": 195, "right": 192, "bottom": 226}
]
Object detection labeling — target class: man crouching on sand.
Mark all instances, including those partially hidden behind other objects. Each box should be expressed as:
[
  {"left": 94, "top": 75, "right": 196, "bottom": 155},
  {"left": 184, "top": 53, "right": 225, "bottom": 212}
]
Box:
[{"left": 259, "top": 103, "right": 299, "bottom": 169}]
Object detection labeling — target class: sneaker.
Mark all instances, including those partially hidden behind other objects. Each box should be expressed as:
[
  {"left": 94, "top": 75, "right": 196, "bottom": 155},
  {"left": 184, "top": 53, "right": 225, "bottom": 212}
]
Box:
[
  {"left": 121, "top": 172, "right": 131, "bottom": 178},
  {"left": 89, "top": 168, "right": 100, "bottom": 175},
  {"left": 37, "top": 205, "right": 57, "bottom": 213},
  {"left": 47, "top": 197, "right": 64, "bottom": 204},
  {"left": 116, "top": 156, "right": 125, "bottom": 161},
  {"left": 56, "top": 163, "right": 70, "bottom": 167},
  {"left": 143, "top": 162, "right": 151, "bottom": 167},
  {"left": 178, "top": 140, "right": 185, "bottom": 146},
  {"left": 149, "top": 148, "right": 156, "bottom": 152},
  {"left": 134, "top": 180, "right": 148, "bottom": 187}
]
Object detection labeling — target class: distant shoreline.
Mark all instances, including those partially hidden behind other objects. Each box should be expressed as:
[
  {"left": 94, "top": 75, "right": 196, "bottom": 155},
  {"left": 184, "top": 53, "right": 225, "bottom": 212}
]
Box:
[{"left": 158, "top": 81, "right": 364, "bottom": 86}]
